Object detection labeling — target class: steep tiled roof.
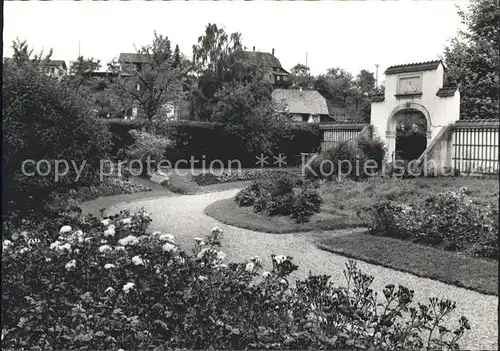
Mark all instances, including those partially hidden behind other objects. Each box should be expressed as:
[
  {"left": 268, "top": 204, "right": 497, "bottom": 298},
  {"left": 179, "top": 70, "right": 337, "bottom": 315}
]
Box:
[
  {"left": 46, "top": 60, "right": 67, "bottom": 69},
  {"left": 272, "top": 89, "right": 329, "bottom": 115},
  {"left": 371, "top": 93, "right": 385, "bottom": 102},
  {"left": 241, "top": 51, "right": 283, "bottom": 69},
  {"left": 385, "top": 60, "right": 443, "bottom": 75},
  {"left": 436, "top": 87, "right": 457, "bottom": 97},
  {"left": 119, "top": 53, "right": 149, "bottom": 64}
]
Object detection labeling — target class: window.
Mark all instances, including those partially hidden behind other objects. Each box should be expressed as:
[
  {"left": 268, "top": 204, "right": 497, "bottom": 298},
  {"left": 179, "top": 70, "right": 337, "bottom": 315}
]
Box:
[
  {"left": 283, "top": 75, "right": 288, "bottom": 81},
  {"left": 50, "top": 67, "right": 55, "bottom": 74},
  {"left": 136, "top": 84, "right": 141, "bottom": 91}
]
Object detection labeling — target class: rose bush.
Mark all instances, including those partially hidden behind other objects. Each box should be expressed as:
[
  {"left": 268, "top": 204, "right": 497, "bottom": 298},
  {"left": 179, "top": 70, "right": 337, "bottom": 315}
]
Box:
[
  {"left": 2, "top": 210, "right": 471, "bottom": 350},
  {"left": 357, "top": 187, "right": 499, "bottom": 259},
  {"left": 236, "top": 175, "right": 322, "bottom": 223}
]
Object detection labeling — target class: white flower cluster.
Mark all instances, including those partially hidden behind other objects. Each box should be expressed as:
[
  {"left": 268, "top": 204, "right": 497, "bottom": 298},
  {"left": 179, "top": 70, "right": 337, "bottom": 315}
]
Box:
[
  {"left": 3, "top": 240, "right": 13, "bottom": 251},
  {"left": 197, "top": 247, "right": 226, "bottom": 262},
  {"left": 118, "top": 235, "right": 139, "bottom": 246},
  {"left": 273, "top": 255, "right": 287, "bottom": 265},
  {"left": 50, "top": 240, "right": 72, "bottom": 253},
  {"left": 65, "top": 259, "right": 76, "bottom": 271}
]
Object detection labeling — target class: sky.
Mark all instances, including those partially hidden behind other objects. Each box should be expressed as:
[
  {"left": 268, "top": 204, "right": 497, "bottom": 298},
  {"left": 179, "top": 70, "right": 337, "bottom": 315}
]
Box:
[{"left": 3, "top": 0, "right": 469, "bottom": 81}]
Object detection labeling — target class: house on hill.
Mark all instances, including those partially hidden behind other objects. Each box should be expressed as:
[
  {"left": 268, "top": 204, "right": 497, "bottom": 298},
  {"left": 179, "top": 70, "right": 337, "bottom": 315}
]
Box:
[
  {"left": 118, "top": 53, "right": 149, "bottom": 71},
  {"left": 272, "top": 88, "right": 332, "bottom": 123},
  {"left": 240, "top": 48, "right": 291, "bottom": 88},
  {"left": 117, "top": 52, "right": 186, "bottom": 120},
  {"left": 40, "top": 60, "right": 68, "bottom": 78}
]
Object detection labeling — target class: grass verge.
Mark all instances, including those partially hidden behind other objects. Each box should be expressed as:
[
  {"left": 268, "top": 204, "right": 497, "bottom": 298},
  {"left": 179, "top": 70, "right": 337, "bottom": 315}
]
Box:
[
  {"left": 204, "top": 198, "right": 362, "bottom": 233},
  {"left": 315, "top": 232, "right": 498, "bottom": 296}
]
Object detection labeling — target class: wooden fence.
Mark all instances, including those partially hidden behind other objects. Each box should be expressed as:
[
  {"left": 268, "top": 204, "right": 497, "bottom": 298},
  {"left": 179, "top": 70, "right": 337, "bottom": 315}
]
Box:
[
  {"left": 319, "top": 122, "right": 370, "bottom": 151},
  {"left": 451, "top": 120, "right": 499, "bottom": 174}
]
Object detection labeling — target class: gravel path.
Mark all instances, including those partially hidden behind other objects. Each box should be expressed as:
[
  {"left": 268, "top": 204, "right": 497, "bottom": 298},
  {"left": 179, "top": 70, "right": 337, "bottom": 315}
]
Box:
[{"left": 109, "top": 189, "right": 498, "bottom": 350}]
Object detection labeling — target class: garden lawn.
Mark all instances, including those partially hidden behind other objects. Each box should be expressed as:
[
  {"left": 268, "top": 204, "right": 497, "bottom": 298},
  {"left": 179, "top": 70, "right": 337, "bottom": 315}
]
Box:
[
  {"left": 204, "top": 197, "right": 362, "bottom": 233},
  {"left": 166, "top": 170, "right": 254, "bottom": 195},
  {"left": 205, "top": 176, "right": 498, "bottom": 234},
  {"left": 317, "top": 176, "right": 499, "bottom": 219},
  {"left": 315, "top": 231, "right": 498, "bottom": 296},
  {"left": 167, "top": 168, "right": 301, "bottom": 195}
]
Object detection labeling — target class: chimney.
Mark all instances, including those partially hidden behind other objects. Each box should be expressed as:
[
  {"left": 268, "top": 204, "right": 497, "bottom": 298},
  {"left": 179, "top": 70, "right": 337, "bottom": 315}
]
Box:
[
  {"left": 272, "top": 48, "right": 275, "bottom": 56},
  {"left": 253, "top": 46, "right": 255, "bottom": 52}
]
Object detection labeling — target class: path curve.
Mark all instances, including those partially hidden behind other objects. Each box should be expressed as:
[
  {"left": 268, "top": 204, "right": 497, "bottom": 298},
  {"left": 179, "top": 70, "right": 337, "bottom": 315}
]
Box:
[{"left": 108, "top": 189, "right": 498, "bottom": 350}]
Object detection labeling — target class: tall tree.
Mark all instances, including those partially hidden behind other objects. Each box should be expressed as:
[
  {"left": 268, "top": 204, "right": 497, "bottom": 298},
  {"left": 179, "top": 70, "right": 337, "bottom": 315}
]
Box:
[
  {"left": 315, "top": 67, "right": 355, "bottom": 106},
  {"left": 68, "top": 56, "right": 101, "bottom": 91},
  {"left": 355, "top": 69, "right": 376, "bottom": 97},
  {"left": 110, "top": 32, "right": 189, "bottom": 122},
  {"left": 443, "top": 0, "right": 499, "bottom": 120},
  {"left": 173, "top": 44, "right": 181, "bottom": 68},
  {"left": 289, "top": 63, "right": 315, "bottom": 89},
  {"left": 190, "top": 23, "right": 244, "bottom": 120},
  {"left": 9, "top": 38, "right": 53, "bottom": 66},
  {"left": 210, "top": 79, "right": 287, "bottom": 162},
  {"left": 192, "top": 23, "right": 243, "bottom": 81}
]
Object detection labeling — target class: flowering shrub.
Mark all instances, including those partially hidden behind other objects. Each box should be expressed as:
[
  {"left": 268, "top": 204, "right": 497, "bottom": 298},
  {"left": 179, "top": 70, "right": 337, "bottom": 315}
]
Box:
[
  {"left": 235, "top": 176, "right": 323, "bottom": 223},
  {"left": 126, "top": 130, "right": 173, "bottom": 175},
  {"left": 358, "top": 187, "right": 499, "bottom": 259},
  {"left": 3, "top": 211, "right": 470, "bottom": 350},
  {"left": 192, "top": 169, "right": 296, "bottom": 186},
  {"left": 4, "top": 178, "right": 151, "bottom": 241},
  {"left": 305, "top": 136, "right": 386, "bottom": 181},
  {"left": 71, "top": 178, "right": 152, "bottom": 201},
  {"left": 3, "top": 57, "right": 112, "bottom": 217}
]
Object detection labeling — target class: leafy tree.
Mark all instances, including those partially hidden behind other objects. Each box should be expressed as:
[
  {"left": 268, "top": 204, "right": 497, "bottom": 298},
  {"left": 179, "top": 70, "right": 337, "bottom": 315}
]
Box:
[
  {"left": 443, "top": 0, "right": 499, "bottom": 120},
  {"left": 9, "top": 38, "right": 53, "bottom": 66},
  {"left": 173, "top": 44, "right": 181, "bottom": 68},
  {"left": 190, "top": 23, "right": 244, "bottom": 120},
  {"left": 210, "top": 79, "right": 287, "bottom": 162},
  {"left": 289, "top": 63, "right": 315, "bottom": 89},
  {"left": 68, "top": 56, "right": 101, "bottom": 91},
  {"left": 315, "top": 67, "right": 355, "bottom": 107},
  {"left": 3, "top": 42, "right": 111, "bottom": 218},
  {"left": 356, "top": 69, "right": 376, "bottom": 97},
  {"left": 192, "top": 23, "right": 243, "bottom": 81},
  {"left": 109, "top": 32, "right": 189, "bottom": 122},
  {"left": 350, "top": 69, "right": 376, "bottom": 119}
]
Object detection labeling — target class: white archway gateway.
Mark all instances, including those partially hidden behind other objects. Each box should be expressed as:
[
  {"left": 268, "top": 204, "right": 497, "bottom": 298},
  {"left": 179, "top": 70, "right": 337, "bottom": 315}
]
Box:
[{"left": 370, "top": 60, "right": 460, "bottom": 162}]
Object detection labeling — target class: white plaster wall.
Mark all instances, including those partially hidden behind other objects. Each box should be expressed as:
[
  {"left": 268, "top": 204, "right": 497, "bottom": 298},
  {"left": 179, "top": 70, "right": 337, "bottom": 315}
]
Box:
[{"left": 370, "top": 63, "right": 460, "bottom": 160}]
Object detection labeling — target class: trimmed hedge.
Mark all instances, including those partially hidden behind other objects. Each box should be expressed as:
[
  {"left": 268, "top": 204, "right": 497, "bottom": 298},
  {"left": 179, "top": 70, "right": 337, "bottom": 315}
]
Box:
[
  {"left": 104, "top": 119, "right": 147, "bottom": 156},
  {"left": 104, "top": 119, "right": 320, "bottom": 167}
]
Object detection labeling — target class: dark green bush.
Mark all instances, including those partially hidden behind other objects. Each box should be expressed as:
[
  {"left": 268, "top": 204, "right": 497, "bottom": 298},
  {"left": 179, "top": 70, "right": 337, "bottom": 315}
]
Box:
[
  {"left": 305, "top": 136, "right": 386, "bottom": 181},
  {"left": 236, "top": 177, "right": 322, "bottom": 223},
  {"left": 291, "top": 186, "right": 324, "bottom": 223},
  {"left": 269, "top": 174, "right": 295, "bottom": 196},
  {"left": 3, "top": 60, "right": 112, "bottom": 218},
  {"left": 266, "top": 192, "right": 296, "bottom": 216},
  {"left": 235, "top": 180, "right": 268, "bottom": 207}
]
